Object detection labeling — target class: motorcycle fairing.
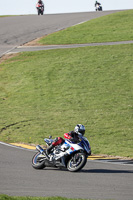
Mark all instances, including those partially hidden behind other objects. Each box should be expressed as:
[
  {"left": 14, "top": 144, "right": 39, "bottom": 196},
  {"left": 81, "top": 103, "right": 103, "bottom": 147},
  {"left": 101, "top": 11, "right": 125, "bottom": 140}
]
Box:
[
  {"left": 64, "top": 140, "right": 83, "bottom": 155},
  {"left": 78, "top": 136, "right": 91, "bottom": 154}
]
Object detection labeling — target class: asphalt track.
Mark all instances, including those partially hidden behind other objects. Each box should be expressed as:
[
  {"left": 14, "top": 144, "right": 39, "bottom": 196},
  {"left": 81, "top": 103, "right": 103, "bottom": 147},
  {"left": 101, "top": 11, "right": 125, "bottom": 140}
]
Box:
[
  {"left": 9, "top": 40, "right": 133, "bottom": 54},
  {"left": 0, "top": 11, "right": 133, "bottom": 200},
  {"left": 0, "top": 10, "right": 120, "bottom": 57},
  {"left": 0, "top": 142, "right": 133, "bottom": 200}
]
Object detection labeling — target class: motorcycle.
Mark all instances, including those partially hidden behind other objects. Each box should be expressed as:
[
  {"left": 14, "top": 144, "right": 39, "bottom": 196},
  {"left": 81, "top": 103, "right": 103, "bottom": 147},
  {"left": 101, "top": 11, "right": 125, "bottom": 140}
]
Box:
[
  {"left": 32, "top": 135, "right": 91, "bottom": 172},
  {"left": 36, "top": 3, "right": 44, "bottom": 15},
  {"left": 95, "top": 4, "right": 102, "bottom": 11}
]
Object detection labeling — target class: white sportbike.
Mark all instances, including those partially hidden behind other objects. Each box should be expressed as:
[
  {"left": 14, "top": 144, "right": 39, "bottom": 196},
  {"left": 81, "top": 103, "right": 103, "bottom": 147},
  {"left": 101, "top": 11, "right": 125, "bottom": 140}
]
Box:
[{"left": 32, "top": 135, "right": 91, "bottom": 172}]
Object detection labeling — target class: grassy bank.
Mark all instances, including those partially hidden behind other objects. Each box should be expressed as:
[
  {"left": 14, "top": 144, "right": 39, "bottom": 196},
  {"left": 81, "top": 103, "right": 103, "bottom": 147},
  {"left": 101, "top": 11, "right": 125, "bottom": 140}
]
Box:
[
  {"left": 0, "top": 44, "right": 133, "bottom": 158},
  {"left": 0, "top": 195, "right": 94, "bottom": 200},
  {"left": 0, "top": 15, "right": 17, "bottom": 17},
  {"left": 39, "top": 10, "right": 133, "bottom": 45}
]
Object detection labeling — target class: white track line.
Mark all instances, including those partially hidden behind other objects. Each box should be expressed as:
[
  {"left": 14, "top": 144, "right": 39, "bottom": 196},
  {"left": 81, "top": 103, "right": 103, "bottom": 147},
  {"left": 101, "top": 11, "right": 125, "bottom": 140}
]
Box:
[{"left": 0, "top": 141, "right": 36, "bottom": 152}]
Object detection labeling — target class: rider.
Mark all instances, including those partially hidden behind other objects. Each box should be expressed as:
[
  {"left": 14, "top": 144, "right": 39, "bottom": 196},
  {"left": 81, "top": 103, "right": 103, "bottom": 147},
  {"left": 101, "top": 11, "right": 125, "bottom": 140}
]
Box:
[
  {"left": 44, "top": 124, "right": 86, "bottom": 159},
  {"left": 95, "top": 1, "right": 101, "bottom": 7},
  {"left": 36, "top": 0, "right": 44, "bottom": 8}
]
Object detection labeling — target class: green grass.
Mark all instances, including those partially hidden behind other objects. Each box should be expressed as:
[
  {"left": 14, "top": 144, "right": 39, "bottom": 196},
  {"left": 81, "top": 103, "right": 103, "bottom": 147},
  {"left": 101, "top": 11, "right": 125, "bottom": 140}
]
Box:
[
  {"left": 39, "top": 10, "right": 133, "bottom": 45},
  {"left": 0, "top": 15, "right": 17, "bottom": 17},
  {"left": 0, "top": 44, "right": 133, "bottom": 158},
  {"left": 0, "top": 195, "right": 94, "bottom": 200}
]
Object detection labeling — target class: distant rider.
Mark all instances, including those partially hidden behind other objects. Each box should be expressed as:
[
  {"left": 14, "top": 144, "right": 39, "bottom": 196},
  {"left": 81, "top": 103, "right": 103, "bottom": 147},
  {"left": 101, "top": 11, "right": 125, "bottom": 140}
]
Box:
[
  {"left": 95, "top": 1, "right": 101, "bottom": 7},
  {"left": 44, "top": 124, "right": 91, "bottom": 159},
  {"left": 36, "top": 0, "right": 44, "bottom": 10}
]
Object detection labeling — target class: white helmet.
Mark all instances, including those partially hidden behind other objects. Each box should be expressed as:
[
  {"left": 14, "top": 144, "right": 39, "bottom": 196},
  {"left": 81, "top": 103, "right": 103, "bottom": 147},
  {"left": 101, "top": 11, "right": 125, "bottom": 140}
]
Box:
[{"left": 74, "top": 124, "right": 85, "bottom": 136}]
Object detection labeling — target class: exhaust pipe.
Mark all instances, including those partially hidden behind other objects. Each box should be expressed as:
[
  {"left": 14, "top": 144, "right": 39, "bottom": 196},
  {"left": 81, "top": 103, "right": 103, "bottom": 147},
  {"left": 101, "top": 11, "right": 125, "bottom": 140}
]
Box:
[{"left": 36, "top": 145, "right": 44, "bottom": 154}]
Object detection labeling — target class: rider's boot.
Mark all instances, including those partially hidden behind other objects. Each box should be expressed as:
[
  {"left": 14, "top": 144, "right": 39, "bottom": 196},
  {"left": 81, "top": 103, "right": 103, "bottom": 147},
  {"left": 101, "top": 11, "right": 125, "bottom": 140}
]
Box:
[{"left": 43, "top": 144, "right": 54, "bottom": 160}]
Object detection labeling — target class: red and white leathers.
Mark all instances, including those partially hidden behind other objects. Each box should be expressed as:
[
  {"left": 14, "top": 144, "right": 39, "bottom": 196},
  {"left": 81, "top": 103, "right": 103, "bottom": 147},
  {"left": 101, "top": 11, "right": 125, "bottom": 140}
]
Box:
[
  {"left": 52, "top": 137, "right": 64, "bottom": 147},
  {"left": 51, "top": 131, "right": 80, "bottom": 147},
  {"left": 51, "top": 131, "right": 80, "bottom": 148},
  {"left": 45, "top": 137, "right": 64, "bottom": 156},
  {"left": 64, "top": 131, "right": 80, "bottom": 143},
  {"left": 44, "top": 131, "right": 82, "bottom": 161},
  {"left": 36, "top": 0, "right": 44, "bottom": 8},
  {"left": 46, "top": 131, "right": 79, "bottom": 154}
]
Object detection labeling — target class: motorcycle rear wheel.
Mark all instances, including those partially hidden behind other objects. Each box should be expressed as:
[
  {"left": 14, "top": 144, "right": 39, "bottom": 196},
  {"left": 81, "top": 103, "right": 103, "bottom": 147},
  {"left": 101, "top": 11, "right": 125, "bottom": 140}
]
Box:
[
  {"left": 32, "top": 152, "right": 45, "bottom": 169},
  {"left": 38, "top": 9, "right": 41, "bottom": 15},
  {"left": 67, "top": 152, "right": 87, "bottom": 172}
]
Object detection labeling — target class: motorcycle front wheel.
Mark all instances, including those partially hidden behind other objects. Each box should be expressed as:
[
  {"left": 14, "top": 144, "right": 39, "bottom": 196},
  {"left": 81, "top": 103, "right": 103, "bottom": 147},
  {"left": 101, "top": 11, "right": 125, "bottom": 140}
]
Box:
[
  {"left": 32, "top": 152, "right": 46, "bottom": 169},
  {"left": 67, "top": 152, "right": 87, "bottom": 172}
]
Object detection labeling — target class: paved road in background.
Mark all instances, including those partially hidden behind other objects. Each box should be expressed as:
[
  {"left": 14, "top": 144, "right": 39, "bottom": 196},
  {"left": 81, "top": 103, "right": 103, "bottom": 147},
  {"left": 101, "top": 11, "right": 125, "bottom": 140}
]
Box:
[
  {"left": 0, "top": 143, "right": 133, "bottom": 200},
  {"left": 0, "top": 11, "right": 120, "bottom": 57}
]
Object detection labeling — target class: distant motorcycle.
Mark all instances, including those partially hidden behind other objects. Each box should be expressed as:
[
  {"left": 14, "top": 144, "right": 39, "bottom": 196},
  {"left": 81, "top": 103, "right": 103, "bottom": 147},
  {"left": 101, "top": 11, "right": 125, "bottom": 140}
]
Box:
[
  {"left": 95, "top": 4, "right": 102, "bottom": 11},
  {"left": 36, "top": 3, "right": 44, "bottom": 15},
  {"left": 32, "top": 135, "right": 91, "bottom": 172}
]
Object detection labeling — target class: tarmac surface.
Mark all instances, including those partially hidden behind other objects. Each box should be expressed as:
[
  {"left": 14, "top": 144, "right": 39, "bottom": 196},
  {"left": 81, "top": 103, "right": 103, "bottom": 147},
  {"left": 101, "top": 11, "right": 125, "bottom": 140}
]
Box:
[
  {"left": 9, "top": 40, "right": 133, "bottom": 53},
  {"left": 0, "top": 10, "right": 120, "bottom": 57},
  {"left": 0, "top": 142, "right": 133, "bottom": 200}
]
